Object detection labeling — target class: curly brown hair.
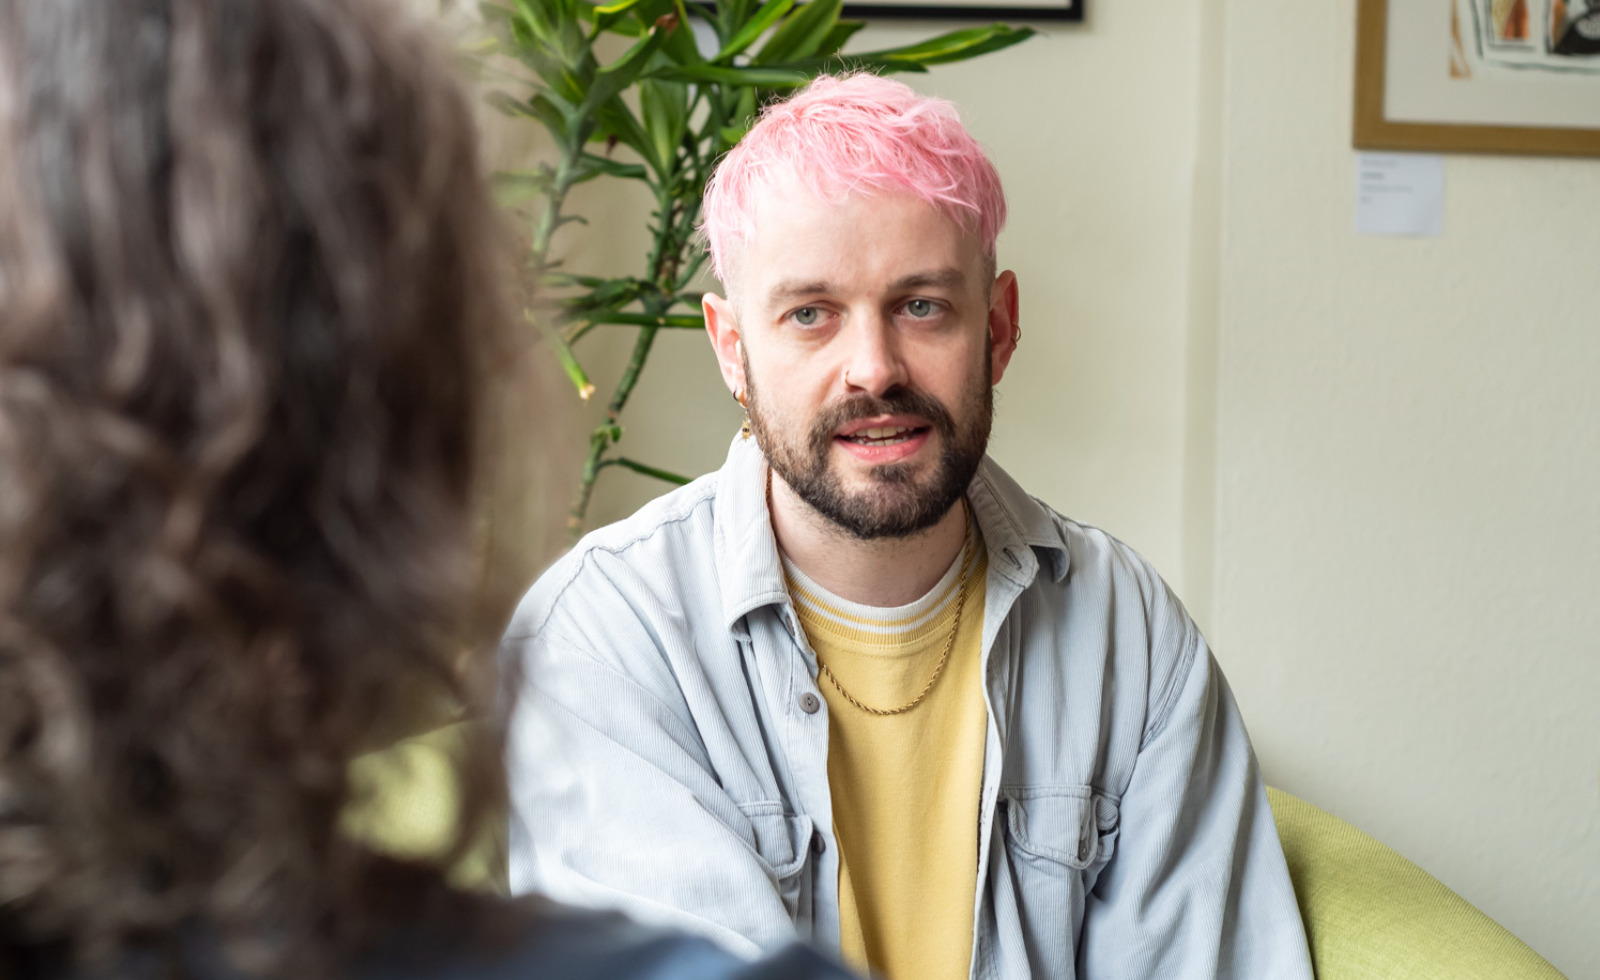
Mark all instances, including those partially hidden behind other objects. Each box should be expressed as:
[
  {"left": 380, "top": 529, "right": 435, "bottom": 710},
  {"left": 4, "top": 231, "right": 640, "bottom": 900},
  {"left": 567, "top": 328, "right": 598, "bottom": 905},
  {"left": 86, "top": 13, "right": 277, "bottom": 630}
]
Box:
[{"left": 0, "top": 0, "right": 513, "bottom": 974}]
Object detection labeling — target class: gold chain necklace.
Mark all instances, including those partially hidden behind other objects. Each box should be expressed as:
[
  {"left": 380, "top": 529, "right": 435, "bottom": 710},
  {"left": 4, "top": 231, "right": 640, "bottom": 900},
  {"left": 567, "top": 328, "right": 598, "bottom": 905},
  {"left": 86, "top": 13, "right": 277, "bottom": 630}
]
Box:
[{"left": 814, "top": 499, "right": 975, "bottom": 717}]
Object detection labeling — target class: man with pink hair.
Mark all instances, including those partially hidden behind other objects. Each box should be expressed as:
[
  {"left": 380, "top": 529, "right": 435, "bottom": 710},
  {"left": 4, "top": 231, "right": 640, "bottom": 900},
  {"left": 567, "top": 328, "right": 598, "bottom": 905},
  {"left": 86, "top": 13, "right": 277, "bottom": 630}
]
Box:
[{"left": 504, "top": 74, "right": 1313, "bottom": 980}]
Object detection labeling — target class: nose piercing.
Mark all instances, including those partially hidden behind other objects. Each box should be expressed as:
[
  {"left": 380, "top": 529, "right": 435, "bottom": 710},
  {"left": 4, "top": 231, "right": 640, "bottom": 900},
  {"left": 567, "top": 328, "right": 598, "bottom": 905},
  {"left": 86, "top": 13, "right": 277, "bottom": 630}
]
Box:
[{"left": 844, "top": 370, "right": 852, "bottom": 387}]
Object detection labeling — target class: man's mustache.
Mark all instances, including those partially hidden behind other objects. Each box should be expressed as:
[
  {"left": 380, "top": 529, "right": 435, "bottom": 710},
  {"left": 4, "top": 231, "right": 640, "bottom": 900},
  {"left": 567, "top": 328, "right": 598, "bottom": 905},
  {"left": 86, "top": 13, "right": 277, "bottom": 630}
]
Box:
[{"left": 807, "top": 389, "right": 956, "bottom": 454}]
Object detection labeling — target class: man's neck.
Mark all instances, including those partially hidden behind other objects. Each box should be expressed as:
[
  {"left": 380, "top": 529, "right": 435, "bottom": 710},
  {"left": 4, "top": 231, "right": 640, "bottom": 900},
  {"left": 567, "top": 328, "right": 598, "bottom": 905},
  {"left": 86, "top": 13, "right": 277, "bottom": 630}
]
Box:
[{"left": 768, "top": 472, "right": 969, "bottom": 608}]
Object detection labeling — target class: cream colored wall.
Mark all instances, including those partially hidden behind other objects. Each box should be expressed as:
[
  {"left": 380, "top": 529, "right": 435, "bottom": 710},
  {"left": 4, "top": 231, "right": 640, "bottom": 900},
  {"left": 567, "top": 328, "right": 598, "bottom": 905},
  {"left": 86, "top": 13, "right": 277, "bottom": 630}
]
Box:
[
  {"left": 1212, "top": 3, "right": 1599, "bottom": 976},
  {"left": 489, "top": 0, "right": 1598, "bottom": 974}
]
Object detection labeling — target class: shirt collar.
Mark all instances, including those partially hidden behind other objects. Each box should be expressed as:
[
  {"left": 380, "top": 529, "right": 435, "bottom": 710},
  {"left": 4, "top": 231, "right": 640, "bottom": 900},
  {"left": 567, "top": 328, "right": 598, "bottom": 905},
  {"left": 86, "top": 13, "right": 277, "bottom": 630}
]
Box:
[
  {"left": 715, "top": 435, "right": 790, "bottom": 634},
  {"left": 713, "top": 434, "right": 1072, "bottom": 633}
]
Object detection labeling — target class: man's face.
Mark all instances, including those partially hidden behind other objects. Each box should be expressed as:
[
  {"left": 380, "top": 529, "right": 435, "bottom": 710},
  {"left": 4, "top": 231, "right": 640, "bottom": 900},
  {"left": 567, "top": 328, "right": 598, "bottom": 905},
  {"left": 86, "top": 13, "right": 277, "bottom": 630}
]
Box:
[{"left": 710, "top": 183, "right": 1017, "bottom": 540}]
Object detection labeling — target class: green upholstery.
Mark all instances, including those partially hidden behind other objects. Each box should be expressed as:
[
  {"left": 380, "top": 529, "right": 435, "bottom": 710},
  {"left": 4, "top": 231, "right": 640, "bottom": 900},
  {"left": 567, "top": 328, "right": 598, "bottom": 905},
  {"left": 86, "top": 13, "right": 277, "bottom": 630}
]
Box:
[
  {"left": 1268, "top": 787, "right": 1566, "bottom": 980},
  {"left": 346, "top": 739, "right": 1567, "bottom": 977}
]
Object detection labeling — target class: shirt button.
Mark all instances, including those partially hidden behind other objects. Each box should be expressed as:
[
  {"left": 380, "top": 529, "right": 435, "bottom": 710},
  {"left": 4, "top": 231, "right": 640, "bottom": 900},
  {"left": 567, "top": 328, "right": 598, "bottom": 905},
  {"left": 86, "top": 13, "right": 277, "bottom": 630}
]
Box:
[
  {"left": 1078, "top": 839, "right": 1090, "bottom": 861},
  {"left": 798, "top": 692, "right": 821, "bottom": 714},
  {"left": 811, "top": 830, "right": 826, "bottom": 855}
]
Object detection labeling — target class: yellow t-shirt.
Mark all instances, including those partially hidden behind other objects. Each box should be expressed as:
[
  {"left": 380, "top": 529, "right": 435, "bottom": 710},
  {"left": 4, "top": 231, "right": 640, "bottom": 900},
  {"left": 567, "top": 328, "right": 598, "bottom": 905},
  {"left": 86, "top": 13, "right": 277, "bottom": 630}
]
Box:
[{"left": 783, "top": 526, "right": 988, "bottom": 980}]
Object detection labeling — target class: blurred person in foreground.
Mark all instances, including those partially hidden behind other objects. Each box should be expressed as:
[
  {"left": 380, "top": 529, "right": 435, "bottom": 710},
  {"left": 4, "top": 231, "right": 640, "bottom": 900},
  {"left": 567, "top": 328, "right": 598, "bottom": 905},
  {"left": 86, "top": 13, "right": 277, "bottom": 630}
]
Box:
[
  {"left": 503, "top": 74, "right": 1313, "bottom": 980},
  {"left": 0, "top": 1, "right": 853, "bottom": 978}
]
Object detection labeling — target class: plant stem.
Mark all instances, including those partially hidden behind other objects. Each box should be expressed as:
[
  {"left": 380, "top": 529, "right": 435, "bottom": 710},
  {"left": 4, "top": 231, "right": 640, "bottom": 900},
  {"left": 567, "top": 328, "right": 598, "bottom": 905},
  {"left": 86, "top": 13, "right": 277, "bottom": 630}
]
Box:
[
  {"left": 567, "top": 426, "right": 612, "bottom": 533},
  {"left": 602, "top": 456, "right": 692, "bottom": 485},
  {"left": 566, "top": 174, "right": 701, "bottom": 535}
]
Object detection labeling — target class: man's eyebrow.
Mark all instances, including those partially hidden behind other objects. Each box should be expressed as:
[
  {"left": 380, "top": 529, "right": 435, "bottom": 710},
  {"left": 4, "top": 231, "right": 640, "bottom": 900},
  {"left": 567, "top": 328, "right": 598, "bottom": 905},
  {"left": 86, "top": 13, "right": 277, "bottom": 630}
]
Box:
[
  {"left": 891, "top": 268, "right": 966, "bottom": 291},
  {"left": 761, "top": 268, "right": 968, "bottom": 307},
  {"left": 763, "top": 280, "right": 833, "bottom": 306}
]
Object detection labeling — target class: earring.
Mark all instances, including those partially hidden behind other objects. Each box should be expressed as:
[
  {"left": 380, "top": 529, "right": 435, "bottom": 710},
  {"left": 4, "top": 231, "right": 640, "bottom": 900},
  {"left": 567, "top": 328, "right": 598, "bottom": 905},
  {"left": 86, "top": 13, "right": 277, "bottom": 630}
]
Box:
[
  {"left": 734, "top": 386, "right": 752, "bottom": 439},
  {"left": 1012, "top": 323, "right": 1022, "bottom": 344}
]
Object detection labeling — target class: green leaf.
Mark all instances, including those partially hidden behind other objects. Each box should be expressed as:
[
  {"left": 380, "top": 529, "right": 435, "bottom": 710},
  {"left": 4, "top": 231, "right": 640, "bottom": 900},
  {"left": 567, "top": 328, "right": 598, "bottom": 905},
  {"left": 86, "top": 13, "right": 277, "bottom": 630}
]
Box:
[
  {"left": 490, "top": 168, "right": 555, "bottom": 206},
  {"left": 511, "top": 41, "right": 590, "bottom": 105},
  {"left": 753, "top": 0, "right": 842, "bottom": 65},
  {"left": 715, "top": 0, "right": 755, "bottom": 39},
  {"left": 713, "top": 0, "right": 796, "bottom": 63},
  {"left": 845, "top": 24, "right": 1035, "bottom": 67},
  {"left": 787, "top": 52, "right": 926, "bottom": 75},
  {"left": 661, "top": 0, "right": 705, "bottom": 64},
  {"left": 527, "top": 94, "right": 574, "bottom": 139},
  {"left": 813, "top": 19, "right": 865, "bottom": 59},
  {"left": 584, "top": 312, "right": 705, "bottom": 328},
  {"left": 625, "top": 0, "right": 679, "bottom": 33},
  {"left": 559, "top": 277, "right": 650, "bottom": 312},
  {"left": 592, "top": 99, "right": 662, "bottom": 172},
  {"left": 639, "top": 78, "right": 690, "bottom": 173},
  {"left": 650, "top": 62, "right": 809, "bottom": 86},
  {"left": 535, "top": 316, "right": 597, "bottom": 401},
  {"left": 484, "top": 90, "right": 533, "bottom": 118},
  {"left": 542, "top": 272, "right": 614, "bottom": 289},
  {"left": 591, "top": 0, "right": 645, "bottom": 29},
  {"left": 608, "top": 457, "right": 693, "bottom": 485},
  {"left": 580, "top": 21, "right": 670, "bottom": 118},
  {"left": 484, "top": 92, "right": 568, "bottom": 143},
  {"left": 575, "top": 152, "right": 649, "bottom": 181},
  {"left": 512, "top": 0, "right": 564, "bottom": 47}
]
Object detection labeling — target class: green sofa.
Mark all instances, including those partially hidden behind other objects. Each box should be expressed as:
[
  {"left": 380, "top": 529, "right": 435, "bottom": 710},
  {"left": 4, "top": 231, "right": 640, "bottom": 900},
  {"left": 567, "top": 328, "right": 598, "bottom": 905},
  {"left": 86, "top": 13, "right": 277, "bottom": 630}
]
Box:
[
  {"left": 1267, "top": 787, "right": 1566, "bottom": 979},
  {"left": 348, "top": 729, "right": 1569, "bottom": 978}
]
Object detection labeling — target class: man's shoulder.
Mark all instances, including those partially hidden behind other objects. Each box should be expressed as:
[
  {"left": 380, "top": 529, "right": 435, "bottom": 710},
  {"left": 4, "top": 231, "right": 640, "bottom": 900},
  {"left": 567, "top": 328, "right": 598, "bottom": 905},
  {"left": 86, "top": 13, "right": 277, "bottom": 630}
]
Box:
[
  {"left": 982, "top": 470, "right": 1202, "bottom": 688},
  {"left": 974, "top": 460, "right": 1173, "bottom": 605},
  {"left": 505, "top": 472, "right": 725, "bottom": 644},
  {"left": 1049, "top": 510, "right": 1173, "bottom": 600}
]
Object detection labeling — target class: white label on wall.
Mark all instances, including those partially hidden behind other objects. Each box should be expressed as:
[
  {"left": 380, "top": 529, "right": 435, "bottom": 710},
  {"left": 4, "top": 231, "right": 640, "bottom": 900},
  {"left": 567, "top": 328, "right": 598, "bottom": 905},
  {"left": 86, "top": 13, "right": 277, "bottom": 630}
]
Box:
[{"left": 1356, "top": 153, "right": 1445, "bottom": 237}]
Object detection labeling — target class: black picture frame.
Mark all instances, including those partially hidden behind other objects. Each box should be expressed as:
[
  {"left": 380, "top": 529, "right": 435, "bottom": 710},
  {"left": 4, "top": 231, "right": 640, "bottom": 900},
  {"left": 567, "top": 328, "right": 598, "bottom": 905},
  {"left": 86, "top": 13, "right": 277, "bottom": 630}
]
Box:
[{"left": 840, "top": 0, "right": 1080, "bottom": 21}]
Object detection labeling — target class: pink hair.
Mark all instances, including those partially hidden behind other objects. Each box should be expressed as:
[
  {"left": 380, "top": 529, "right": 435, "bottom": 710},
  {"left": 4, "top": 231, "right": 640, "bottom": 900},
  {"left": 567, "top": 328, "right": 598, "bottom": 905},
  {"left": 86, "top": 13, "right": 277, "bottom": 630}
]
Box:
[{"left": 699, "top": 73, "right": 1007, "bottom": 284}]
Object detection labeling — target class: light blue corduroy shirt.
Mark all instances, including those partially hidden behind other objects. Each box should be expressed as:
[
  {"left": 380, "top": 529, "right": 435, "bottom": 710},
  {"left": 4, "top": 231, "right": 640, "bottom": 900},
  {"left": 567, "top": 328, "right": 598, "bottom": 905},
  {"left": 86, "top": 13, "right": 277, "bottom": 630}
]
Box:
[{"left": 504, "top": 435, "right": 1313, "bottom": 980}]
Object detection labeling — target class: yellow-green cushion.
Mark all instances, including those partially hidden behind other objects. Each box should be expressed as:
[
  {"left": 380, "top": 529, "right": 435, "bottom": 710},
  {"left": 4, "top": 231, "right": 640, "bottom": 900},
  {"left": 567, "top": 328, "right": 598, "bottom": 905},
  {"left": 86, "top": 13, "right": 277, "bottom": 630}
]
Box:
[
  {"left": 1268, "top": 788, "right": 1566, "bottom": 980},
  {"left": 345, "top": 723, "right": 503, "bottom": 892}
]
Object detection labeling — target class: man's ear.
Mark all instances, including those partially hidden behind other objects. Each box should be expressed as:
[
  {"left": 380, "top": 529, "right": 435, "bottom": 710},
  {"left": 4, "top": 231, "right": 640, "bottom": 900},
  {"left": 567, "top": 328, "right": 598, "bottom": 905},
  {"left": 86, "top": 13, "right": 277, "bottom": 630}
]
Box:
[
  {"left": 987, "top": 270, "right": 1020, "bottom": 385},
  {"left": 704, "top": 292, "right": 745, "bottom": 395}
]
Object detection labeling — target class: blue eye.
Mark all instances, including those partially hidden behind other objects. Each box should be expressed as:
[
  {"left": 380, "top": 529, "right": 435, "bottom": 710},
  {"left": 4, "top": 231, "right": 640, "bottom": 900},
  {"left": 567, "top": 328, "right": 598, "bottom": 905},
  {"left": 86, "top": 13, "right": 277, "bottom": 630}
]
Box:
[
  {"left": 793, "top": 307, "right": 819, "bottom": 326},
  {"left": 905, "top": 299, "right": 935, "bottom": 318}
]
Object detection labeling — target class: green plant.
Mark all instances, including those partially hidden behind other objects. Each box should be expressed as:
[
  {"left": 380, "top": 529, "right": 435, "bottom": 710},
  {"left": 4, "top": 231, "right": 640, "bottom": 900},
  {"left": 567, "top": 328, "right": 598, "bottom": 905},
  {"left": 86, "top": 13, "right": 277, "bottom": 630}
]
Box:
[{"left": 477, "top": 0, "right": 1032, "bottom": 535}]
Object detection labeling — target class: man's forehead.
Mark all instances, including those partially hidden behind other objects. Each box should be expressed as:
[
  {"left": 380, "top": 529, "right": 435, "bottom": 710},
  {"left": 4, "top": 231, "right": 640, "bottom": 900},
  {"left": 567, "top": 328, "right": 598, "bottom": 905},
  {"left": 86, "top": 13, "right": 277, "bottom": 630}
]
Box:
[{"left": 734, "top": 184, "right": 983, "bottom": 295}]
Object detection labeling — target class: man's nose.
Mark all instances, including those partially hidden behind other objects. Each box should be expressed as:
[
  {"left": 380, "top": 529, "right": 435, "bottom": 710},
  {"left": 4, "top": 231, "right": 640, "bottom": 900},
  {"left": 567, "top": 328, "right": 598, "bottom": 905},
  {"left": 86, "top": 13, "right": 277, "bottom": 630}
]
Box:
[{"left": 841, "top": 314, "right": 909, "bottom": 396}]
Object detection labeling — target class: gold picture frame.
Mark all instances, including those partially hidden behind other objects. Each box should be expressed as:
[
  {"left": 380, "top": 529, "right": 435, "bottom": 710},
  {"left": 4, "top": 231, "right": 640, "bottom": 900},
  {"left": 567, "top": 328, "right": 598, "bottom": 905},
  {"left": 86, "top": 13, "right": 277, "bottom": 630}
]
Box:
[{"left": 1354, "top": 0, "right": 1600, "bottom": 157}]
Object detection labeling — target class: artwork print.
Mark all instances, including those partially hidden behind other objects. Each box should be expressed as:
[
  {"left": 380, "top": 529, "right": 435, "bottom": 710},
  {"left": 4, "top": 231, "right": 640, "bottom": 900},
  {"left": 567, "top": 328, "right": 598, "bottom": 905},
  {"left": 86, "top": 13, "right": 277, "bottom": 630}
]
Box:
[
  {"left": 1451, "top": 0, "right": 1600, "bottom": 76},
  {"left": 1353, "top": 0, "right": 1600, "bottom": 156}
]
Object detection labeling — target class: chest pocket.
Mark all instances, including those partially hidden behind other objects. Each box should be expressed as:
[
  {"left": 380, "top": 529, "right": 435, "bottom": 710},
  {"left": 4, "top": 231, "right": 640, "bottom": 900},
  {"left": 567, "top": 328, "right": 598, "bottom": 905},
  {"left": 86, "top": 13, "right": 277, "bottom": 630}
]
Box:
[
  {"left": 995, "top": 787, "right": 1120, "bottom": 974},
  {"left": 742, "top": 803, "right": 815, "bottom": 928}
]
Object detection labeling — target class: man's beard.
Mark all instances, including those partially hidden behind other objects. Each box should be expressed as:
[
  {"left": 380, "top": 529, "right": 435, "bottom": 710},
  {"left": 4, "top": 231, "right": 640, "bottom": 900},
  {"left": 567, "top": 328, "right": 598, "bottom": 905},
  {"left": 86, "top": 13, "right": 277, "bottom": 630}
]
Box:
[{"left": 745, "top": 352, "right": 993, "bottom": 540}]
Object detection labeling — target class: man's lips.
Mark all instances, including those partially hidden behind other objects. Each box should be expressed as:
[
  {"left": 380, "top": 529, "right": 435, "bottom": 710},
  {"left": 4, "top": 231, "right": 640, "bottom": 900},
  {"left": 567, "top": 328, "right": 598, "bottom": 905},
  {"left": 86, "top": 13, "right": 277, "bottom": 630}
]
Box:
[
  {"left": 831, "top": 416, "right": 933, "bottom": 463},
  {"left": 834, "top": 416, "right": 931, "bottom": 446}
]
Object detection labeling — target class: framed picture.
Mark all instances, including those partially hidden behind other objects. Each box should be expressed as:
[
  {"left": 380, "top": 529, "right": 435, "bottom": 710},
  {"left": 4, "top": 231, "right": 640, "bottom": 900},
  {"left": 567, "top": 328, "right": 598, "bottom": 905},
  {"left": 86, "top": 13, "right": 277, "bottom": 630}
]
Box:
[
  {"left": 841, "top": 0, "right": 1080, "bottom": 21},
  {"left": 1354, "top": 0, "right": 1600, "bottom": 156}
]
